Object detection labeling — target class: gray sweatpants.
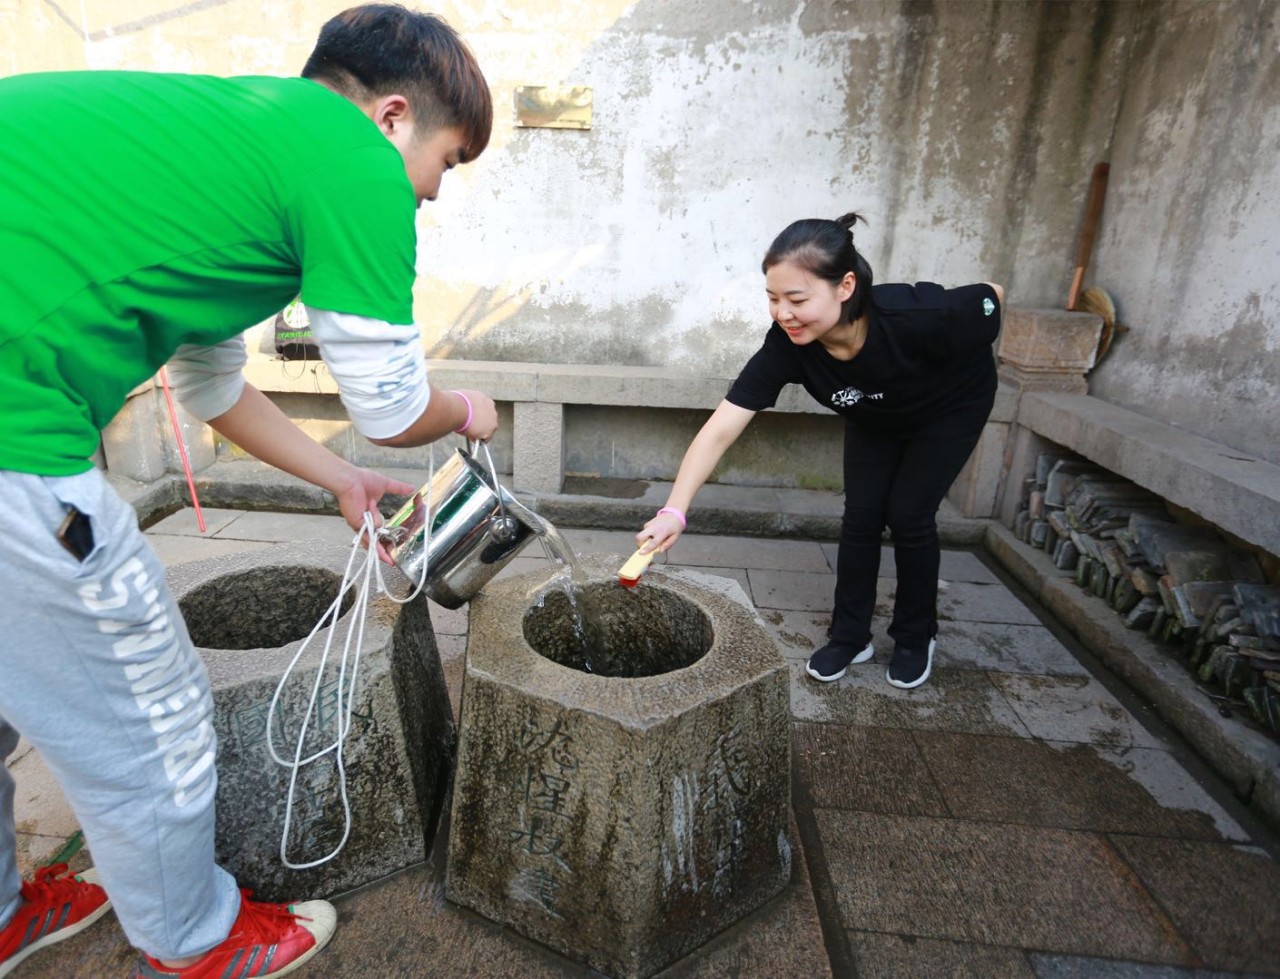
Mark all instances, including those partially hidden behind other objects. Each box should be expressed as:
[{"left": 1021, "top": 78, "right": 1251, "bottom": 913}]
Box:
[{"left": 0, "top": 467, "right": 239, "bottom": 960}]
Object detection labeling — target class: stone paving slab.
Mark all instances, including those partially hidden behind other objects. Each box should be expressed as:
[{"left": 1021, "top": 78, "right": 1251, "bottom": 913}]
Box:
[
  {"left": 748, "top": 569, "right": 836, "bottom": 611},
  {"left": 936, "top": 580, "right": 1044, "bottom": 626},
  {"left": 427, "top": 602, "right": 468, "bottom": 636},
  {"left": 757, "top": 607, "right": 836, "bottom": 661},
  {"left": 985, "top": 521, "right": 1280, "bottom": 829},
  {"left": 756, "top": 611, "right": 1082, "bottom": 680},
  {"left": 666, "top": 535, "right": 830, "bottom": 573},
  {"left": 8, "top": 741, "right": 78, "bottom": 876},
  {"left": 817, "top": 809, "right": 1193, "bottom": 964},
  {"left": 1106, "top": 835, "right": 1280, "bottom": 974},
  {"left": 546, "top": 526, "right": 638, "bottom": 556},
  {"left": 493, "top": 553, "right": 556, "bottom": 581},
  {"left": 677, "top": 565, "right": 751, "bottom": 594},
  {"left": 987, "top": 673, "right": 1167, "bottom": 748},
  {"left": 787, "top": 661, "right": 1032, "bottom": 737},
  {"left": 793, "top": 722, "right": 949, "bottom": 817},
  {"left": 24, "top": 815, "right": 833, "bottom": 979},
  {"left": 145, "top": 506, "right": 245, "bottom": 537},
  {"left": 213, "top": 510, "right": 354, "bottom": 546},
  {"left": 144, "top": 532, "right": 266, "bottom": 567},
  {"left": 849, "top": 931, "right": 1037, "bottom": 978},
  {"left": 932, "top": 621, "right": 1088, "bottom": 676},
  {"left": 912, "top": 731, "right": 1246, "bottom": 841},
  {"left": 754, "top": 571, "right": 1042, "bottom": 626}
]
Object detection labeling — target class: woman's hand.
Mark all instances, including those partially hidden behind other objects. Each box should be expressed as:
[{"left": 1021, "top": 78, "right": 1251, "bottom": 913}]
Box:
[
  {"left": 332, "top": 466, "right": 418, "bottom": 564},
  {"left": 637, "top": 510, "right": 686, "bottom": 555}
]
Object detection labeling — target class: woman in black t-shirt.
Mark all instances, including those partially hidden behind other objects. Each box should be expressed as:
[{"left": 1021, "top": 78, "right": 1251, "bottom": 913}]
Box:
[{"left": 637, "top": 213, "right": 1003, "bottom": 689}]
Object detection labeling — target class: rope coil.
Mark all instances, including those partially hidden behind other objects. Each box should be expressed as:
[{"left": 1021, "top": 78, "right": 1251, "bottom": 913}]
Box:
[{"left": 265, "top": 447, "right": 436, "bottom": 869}]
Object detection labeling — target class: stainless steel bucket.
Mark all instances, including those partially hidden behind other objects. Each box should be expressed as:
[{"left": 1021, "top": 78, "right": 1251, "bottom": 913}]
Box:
[{"left": 382, "top": 442, "right": 546, "bottom": 609}]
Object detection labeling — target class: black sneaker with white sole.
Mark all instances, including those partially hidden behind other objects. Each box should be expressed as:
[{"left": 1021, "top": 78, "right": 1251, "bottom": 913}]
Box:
[
  {"left": 886, "top": 638, "right": 937, "bottom": 689},
  {"left": 805, "top": 641, "right": 875, "bottom": 682}
]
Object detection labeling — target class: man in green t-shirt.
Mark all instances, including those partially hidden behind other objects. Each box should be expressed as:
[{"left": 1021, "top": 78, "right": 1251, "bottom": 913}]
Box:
[{"left": 0, "top": 7, "right": 496, "bottom": 977}]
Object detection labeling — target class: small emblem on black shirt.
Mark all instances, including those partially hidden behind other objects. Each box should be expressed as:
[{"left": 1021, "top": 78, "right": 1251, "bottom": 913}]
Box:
[
  {"left": 983, "top": 298, "right": 995, "bottom": 316},
  {"left": 832, "top": 386, "right": 884, "bottom": 408}
]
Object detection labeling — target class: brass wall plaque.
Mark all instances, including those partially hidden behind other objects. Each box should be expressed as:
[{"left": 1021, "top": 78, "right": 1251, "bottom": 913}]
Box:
[{"left": 514, "top": 85, "right": 593, "bottom": 130}]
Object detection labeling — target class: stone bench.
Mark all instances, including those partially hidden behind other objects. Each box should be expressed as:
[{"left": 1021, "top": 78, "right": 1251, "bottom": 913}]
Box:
[
  {"left": 999, "top": 390, "right": 1280, "bottom": 556},
  {"left": 105, "top": 345, "right": 1014, "bottom": 520}
]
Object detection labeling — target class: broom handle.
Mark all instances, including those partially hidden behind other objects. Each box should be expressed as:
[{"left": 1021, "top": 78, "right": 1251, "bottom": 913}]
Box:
[{"left": 1067, "top": 162, "right": 1110, "bottom": 311}]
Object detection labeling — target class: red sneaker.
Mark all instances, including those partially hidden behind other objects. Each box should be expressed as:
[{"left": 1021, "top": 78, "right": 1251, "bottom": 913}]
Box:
[
  {"left": 133, "top": 890, "right": 336, "bottom": 979},
  {"left": 0, "top": 863, "right": 113, "bottom": 978}
]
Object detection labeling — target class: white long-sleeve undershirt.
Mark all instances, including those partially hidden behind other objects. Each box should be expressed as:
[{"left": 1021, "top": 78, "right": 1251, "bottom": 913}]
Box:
[{"left": 165, "top": 307, "right": 431, "bottom": 440}]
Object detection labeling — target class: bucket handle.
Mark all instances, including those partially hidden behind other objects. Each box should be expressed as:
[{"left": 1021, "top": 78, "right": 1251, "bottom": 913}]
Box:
[{"left": 469, "top": 438, "right": 520, "bottom": 543}]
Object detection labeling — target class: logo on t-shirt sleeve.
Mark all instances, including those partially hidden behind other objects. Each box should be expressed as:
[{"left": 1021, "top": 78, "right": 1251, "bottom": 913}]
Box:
[
  {"left": 983, "top": 297, "right": 995, "bottom": 316},
  {"left": 832, "top": 386, "right": 884, "bottom": 408}
]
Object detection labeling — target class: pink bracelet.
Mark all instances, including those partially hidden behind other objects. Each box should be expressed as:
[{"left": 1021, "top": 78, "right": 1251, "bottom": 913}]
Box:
[
  {"left": 657, "top": 506, "right": 687, "bottom": 529},
  {"left": 450, "top": 390, "right": 473, "bottom": 434}
]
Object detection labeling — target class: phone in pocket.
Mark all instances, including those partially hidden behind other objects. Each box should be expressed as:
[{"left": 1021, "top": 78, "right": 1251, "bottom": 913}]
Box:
[{"left": 56, "top": 506, "right": 95, "bottom": 562}]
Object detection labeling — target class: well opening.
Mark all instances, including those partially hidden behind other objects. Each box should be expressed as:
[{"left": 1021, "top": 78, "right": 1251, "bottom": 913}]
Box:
[
  {"left": 178, "top": 566, "right": 354, "bottom": 650},
  {"left": 522, "top": 582, "right": 713, "bottom": 678}
]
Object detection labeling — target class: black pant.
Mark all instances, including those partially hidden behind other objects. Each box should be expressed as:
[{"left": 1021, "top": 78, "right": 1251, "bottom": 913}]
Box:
[{"left": 830, "top": 416, "right": 987, "bottom": 653}]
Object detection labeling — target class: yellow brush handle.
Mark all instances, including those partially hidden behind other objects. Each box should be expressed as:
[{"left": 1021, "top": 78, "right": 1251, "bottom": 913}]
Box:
[{"left": 618, "top": 547, "right": 656, "bottom": 583}]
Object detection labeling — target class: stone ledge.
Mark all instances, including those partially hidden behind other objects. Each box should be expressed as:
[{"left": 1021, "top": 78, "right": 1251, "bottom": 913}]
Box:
[
  {"left": 984, "top": 521, "right": 1280, "bottom": 831},
  {"left": 246, "top": 355, "right": 1019, "bottom": 421},
  {"left": 1017, "top": 392, "right": 1280, "bottom": 555},
  {"left": 162, "top": 459, "right": 986, "bottom": 546},
  {"left": 242, "top": 355, "right": 827, "bottom": 415}
]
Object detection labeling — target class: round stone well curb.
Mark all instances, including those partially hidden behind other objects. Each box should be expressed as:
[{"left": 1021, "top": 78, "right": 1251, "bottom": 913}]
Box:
[
  {"left": 167, "top": 542, "right": 454, "bottom": 901},
  {"left": 446, "top": 557, "right": 792, "bottom": 979}
]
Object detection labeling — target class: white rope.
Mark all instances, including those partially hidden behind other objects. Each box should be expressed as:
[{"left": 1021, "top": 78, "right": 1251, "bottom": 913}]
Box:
[{"left": 265, "top": 448, "right": 435, "bottom": 869}]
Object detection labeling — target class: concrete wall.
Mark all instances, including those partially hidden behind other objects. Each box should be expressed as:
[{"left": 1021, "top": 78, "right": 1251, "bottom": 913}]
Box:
[
  {"left": 416, "top": 0, "right": 1132, "bottom": 373},
  {"left": 10, "top": 0, "right": 1275, "bottom": 477},
  {"left": 1087, "top": 0, "right": 1280, "bottom": 466},
  {"left": 11, "top": 1, "right": 1128, "bottom": 368}
]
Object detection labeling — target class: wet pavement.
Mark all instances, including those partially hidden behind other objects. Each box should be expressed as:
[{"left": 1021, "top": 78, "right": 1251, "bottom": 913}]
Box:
[{"left": 10, "top": 500, "right": 1280, "bottom": 977}]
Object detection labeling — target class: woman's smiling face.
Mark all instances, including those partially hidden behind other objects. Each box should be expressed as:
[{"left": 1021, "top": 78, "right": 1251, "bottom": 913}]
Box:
[{"left": 765, "top": 260, "right": 855, "bottom": 346}]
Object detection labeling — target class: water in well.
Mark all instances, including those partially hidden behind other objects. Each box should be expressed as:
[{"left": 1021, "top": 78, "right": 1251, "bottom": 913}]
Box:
[{"left": 523, "top": 579, "right": 712, "bottom": 678}]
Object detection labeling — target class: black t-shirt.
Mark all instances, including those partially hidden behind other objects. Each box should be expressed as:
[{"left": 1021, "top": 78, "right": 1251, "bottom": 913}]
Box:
[{"left": 726, "top": 281, "right": 1000, "bottom": 436}]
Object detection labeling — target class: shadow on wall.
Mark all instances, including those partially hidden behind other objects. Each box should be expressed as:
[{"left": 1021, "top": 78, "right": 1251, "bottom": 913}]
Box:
[{"left": 38, "top": 0, "right": 238, "bottom": 43}]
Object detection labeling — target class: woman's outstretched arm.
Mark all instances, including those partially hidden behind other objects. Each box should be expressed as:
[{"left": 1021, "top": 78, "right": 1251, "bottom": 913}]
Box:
[{"left": 637, "top": 399, "right": 757, "bottom": 553}]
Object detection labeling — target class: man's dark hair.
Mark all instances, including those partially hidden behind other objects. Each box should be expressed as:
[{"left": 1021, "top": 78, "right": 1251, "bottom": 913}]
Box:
[{"left": 302, "top": 4, "right": 492, "bottom": 161}]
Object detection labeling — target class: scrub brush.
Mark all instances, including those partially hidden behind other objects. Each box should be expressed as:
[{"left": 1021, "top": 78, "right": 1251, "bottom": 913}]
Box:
[{"left": 618, "top": 547, "right": 657, "bottom": 588}]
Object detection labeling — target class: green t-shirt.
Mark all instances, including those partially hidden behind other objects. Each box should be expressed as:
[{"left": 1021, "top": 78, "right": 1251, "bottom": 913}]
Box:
[{"left": 0, "top": 70, "right": 419, "bottom": 475}]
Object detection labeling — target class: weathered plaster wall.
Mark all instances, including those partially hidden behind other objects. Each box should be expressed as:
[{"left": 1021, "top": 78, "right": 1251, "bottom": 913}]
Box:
[
  {"left": 10, "top": 1, "right": 1274, "bottom": 468},
  {"left": 1087, "top": 0, "right": 1280, "bottom": 465},
  {"left": 9, "top": 0, "right": 1130, "bottom": 370},
  {"left": 417, "top": 0, "right": 1133, "bottom": 374}
]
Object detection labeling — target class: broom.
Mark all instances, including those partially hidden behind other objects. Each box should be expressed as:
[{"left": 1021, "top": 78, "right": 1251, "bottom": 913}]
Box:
[
  {"left": 1078, "top": 285, "right": 1125, "bottom": 365},
  {"left": 1067, "top": 163, "right": 1124, "bottom": 368}
]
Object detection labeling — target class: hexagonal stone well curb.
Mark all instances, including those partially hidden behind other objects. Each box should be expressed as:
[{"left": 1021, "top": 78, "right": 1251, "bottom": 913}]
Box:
[
  {"left": 446, "top": 557, "right": 792, "bottom": 979},
  {"left": 167, "top": 542, "right": 454, "bottom": 901}
]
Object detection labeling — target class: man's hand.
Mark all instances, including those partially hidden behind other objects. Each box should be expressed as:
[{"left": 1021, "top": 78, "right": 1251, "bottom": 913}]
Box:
[
  {"left": 332, "top": 466, "right": 418, "bottom": 564},
  {"left": 452, "top": 388, "right": 498, "bottom": 442}
]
